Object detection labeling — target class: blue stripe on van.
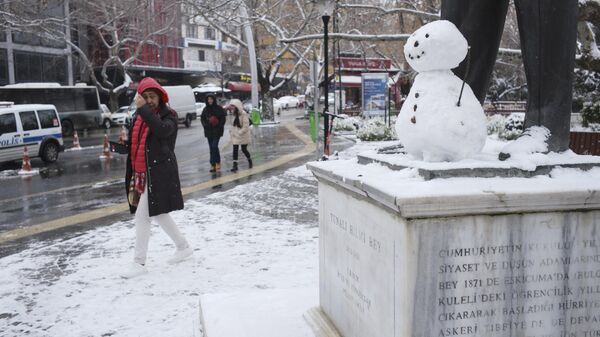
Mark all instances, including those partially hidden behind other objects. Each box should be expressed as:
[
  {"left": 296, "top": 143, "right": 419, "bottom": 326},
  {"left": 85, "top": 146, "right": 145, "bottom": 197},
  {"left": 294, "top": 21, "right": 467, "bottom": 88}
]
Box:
[{"left": 23, "top": 133, "right": 62, "bottom": 143}]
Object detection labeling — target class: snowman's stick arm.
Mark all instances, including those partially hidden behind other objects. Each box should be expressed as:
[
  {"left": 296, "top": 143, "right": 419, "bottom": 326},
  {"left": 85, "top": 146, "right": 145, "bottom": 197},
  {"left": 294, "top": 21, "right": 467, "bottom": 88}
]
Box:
[{"left": 457, "top": 46, "right": 472, "bottom": 107}]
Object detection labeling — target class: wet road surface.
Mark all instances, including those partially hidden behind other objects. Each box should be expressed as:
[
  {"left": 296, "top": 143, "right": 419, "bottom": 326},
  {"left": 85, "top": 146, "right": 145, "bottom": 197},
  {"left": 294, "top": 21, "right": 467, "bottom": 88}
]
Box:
[{"left": 0, "top": 109, "right": 354, "bottom": 256}]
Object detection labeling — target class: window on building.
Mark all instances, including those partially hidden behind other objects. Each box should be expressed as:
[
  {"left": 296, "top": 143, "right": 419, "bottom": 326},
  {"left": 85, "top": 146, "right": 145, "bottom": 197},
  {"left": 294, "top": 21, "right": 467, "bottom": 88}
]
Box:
[
  {"left": 0, "top": 113, "right": 17, "bottom": 134},
  {"left": 186, "top": 24, "right": 197, "bottom": 39},
  {"left": 198, "top": 50, "right": 205, "bottom": 61},
  {"left": 14, "top": 52, "right": 67, "bottom": 84},
  {"left": 0, "top": 49, "right": 8, "bottom": 86},
  {"left": 19, "top": 111, "right": 39, "bottom": 131},
  {"left": 205, "top": 27, "right": 215, "bottom": 40}
]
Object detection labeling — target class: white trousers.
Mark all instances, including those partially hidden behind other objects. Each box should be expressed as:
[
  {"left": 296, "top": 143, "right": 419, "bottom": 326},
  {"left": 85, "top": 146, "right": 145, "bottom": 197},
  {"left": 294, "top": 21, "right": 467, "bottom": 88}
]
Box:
[{"left": 134, "top": 185, "right": 188, "bottom": 265}]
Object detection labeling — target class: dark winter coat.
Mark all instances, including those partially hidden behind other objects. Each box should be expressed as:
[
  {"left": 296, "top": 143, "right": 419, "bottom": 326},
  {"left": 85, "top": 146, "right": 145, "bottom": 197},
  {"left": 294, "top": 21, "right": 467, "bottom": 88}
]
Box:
[
  {"left": 125, "top": 104, "right": 184, "bottom": 216},
  {"left": 200, "top": 94, "right": 227, "bottom": 139}
]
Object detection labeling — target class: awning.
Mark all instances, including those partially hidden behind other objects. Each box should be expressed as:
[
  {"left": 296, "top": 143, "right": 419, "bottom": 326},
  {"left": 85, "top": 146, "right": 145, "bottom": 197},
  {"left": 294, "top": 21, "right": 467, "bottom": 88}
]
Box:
[
  {"left": 227, "top": 81, "right": 260, "bottom": 92},
  {"left": 193, "top": 84, "right": 231, "bottom": 93},
  {"left": 337, "top": 75, "right": 362, "bottom": 88}
]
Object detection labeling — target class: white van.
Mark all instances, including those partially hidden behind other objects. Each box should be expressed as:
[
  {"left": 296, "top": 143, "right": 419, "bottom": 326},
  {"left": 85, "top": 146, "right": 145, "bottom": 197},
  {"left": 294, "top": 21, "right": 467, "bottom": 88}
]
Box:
[
  {"left": 0, "top": 103, "right": 64, "bottom": 164},
  {"left": 163, "top": 86, "right": 197, "bottom": 128}
]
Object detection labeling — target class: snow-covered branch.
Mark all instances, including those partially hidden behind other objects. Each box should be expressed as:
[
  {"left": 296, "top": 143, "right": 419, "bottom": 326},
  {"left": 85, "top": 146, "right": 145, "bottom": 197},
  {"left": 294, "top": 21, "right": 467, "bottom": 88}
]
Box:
[
  {"left": 338, "top": 3, "right": 440, "bottom": 20},
  {"left": 281, "top": 32, "right": 411, "bottom": 43}
]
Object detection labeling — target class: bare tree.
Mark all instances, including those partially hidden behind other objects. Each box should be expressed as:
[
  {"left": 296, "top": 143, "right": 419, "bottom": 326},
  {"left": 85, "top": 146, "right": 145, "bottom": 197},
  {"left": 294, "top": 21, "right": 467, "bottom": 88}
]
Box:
[
  {"left": 186, "top": 0, "right": 323, "bottom": 120},
  {"left": 2, "top": 0, "right": 179, "bottom": 110}
]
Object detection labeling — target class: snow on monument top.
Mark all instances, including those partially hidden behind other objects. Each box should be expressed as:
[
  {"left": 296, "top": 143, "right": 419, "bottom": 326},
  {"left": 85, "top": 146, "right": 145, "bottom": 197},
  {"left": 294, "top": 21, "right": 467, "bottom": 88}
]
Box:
[{"left": 404, "top": 20, "right": 468, "bottom": 72}]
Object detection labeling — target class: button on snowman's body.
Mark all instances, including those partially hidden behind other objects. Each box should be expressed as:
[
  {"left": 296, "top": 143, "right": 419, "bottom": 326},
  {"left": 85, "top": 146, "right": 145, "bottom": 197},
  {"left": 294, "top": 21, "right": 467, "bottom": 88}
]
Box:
[{"left": 395, "top": 20, "right": 487, "bottom": 162}]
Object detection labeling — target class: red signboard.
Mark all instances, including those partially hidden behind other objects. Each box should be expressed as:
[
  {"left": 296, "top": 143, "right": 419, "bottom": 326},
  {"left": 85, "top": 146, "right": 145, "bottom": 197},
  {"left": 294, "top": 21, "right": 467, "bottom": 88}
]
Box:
[{"left": 335, "top": 57, "right": 392, "bottom": 70}]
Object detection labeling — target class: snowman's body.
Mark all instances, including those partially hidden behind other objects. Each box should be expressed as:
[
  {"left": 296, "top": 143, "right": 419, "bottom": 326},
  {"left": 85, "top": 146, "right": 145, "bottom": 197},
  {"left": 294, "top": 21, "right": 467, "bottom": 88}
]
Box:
[{"left": 395, "top": 20, "right": 487, "bottom": 162}]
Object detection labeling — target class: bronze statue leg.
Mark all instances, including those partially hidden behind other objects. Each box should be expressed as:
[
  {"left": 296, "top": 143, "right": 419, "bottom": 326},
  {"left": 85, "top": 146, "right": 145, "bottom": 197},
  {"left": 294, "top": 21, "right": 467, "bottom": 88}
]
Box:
[
  {"left": 441, "top": 0, "right": 510, "bottom": 103},
  {"left": 514, "top": 0, "right": 578, "bottom": 152}
]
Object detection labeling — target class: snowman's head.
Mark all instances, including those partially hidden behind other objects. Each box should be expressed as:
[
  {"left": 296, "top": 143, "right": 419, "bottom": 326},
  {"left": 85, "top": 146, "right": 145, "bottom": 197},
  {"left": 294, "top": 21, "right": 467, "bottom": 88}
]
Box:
[{"left": 404, "top": 20, "right": 468, "bottom": 72}]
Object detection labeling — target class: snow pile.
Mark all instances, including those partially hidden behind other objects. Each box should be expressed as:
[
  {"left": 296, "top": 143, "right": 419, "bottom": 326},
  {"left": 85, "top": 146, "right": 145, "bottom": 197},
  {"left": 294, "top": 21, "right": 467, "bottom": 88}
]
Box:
[
  {"left": 485, "top": 112, "right": 525, "bottom": 140},
  {"left": 396, "top": 20, "right": 487, "bottom": 162},
  {"left": 0, "top": 169, "right": 20, "bottom": 180},
  {"left": 496, "top": 126, "right": 549, "bottom": 158},
  {"left": 332, "top": 115, "right": 363, "bottom": 132},
  {"left": 357, "top": 117, "right": 396, "bottom": 141},
  {"left": 486, "top": 114, "right": 507, "bottom": 136}
]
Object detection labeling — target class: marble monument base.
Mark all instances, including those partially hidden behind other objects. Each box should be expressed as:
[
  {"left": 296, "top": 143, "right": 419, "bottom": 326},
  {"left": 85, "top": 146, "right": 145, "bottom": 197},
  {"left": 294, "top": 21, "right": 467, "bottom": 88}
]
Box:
[{"left": 307, "top": 158, "right": 600, "bottom": 337}]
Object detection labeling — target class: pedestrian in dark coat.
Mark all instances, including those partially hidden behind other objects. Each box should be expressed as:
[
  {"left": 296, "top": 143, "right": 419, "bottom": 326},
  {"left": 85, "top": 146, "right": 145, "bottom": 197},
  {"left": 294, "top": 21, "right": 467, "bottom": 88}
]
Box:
[
  {"left": 118, "top": 77, "right": 193, "bottom": 278},
  {"left": 200, "top": 94, "right": 227, "bottom": 172}
]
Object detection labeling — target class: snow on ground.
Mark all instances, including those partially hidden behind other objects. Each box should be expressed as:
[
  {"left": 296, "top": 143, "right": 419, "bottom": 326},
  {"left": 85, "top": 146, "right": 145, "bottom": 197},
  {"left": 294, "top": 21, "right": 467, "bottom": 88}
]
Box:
[
  {"left": 4, "top": 135, "right": 598, "bottom": 336},
  {"left": 0, "top": 166, "right": 318, "bottom": 337}
]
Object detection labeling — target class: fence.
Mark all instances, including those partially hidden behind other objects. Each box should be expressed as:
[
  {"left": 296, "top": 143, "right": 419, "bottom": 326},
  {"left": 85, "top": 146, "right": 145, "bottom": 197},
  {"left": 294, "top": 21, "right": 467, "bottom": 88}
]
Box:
[{"left": 570, "top": 132, "right": 600, "bottom": 155}]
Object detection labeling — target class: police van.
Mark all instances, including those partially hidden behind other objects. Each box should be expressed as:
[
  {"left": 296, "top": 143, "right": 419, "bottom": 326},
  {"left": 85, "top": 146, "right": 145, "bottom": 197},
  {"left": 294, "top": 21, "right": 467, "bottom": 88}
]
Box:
[{"left": 0, "top": 102, "right": 64, "bottom": 164}]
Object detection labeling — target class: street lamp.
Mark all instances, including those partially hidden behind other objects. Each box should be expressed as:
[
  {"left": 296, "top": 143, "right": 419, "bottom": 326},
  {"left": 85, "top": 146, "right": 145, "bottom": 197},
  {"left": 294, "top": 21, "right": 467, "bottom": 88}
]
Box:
[{"left": 314, "top": 0, "right": 335, "bottom": 157}]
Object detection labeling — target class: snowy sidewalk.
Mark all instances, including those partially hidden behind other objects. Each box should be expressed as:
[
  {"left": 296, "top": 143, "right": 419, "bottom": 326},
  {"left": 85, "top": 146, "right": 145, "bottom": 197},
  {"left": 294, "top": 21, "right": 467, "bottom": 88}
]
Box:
[{"left": 0, "top": 165, "right": 320, "bottom": 336}]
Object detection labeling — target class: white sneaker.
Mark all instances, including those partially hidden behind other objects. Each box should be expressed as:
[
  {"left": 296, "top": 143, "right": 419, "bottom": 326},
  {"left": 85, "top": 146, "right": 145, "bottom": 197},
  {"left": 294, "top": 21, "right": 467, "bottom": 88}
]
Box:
[
  {"left": 167, "top": 247, "right": 193, "bottom": 265},
  {"left": 120, "top": 263, "right": 148, "bottom": 279}
]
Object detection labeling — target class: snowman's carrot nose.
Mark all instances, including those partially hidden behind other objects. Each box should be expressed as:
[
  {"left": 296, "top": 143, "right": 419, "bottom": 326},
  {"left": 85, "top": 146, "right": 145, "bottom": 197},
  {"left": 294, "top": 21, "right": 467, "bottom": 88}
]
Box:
[{"left": 457, "top": 46, "right": 472, "bottom": 107}]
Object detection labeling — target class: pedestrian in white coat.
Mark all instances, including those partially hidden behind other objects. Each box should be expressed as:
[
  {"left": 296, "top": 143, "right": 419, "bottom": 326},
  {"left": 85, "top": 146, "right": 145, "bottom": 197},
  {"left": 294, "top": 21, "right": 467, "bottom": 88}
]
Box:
[{"left": 228, "top": 99, "right": 252, "bottom": 172}]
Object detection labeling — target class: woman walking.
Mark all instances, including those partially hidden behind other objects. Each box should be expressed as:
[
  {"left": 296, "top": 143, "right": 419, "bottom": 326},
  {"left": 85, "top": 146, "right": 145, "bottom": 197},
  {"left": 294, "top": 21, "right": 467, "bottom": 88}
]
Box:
[
  {"left": 200, "top": 94, "right": 226, "bottom": 172},
  {"left": 120, "top": 77, "right": 192, "bottom": 279},
  {"left": 228, "top": 99, "right": 252, "bottom": 172}
]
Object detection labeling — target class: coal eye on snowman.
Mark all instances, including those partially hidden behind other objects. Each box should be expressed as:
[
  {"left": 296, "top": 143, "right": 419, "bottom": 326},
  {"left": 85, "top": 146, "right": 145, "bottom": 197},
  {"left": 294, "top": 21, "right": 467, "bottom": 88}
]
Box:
[{"left": 425, "top": 33, "right": 430, "bottom": 38}]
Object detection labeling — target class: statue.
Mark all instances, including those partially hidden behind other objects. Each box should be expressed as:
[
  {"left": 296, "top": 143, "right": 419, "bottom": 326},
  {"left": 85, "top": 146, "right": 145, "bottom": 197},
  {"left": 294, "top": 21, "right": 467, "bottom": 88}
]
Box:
[{"left": 441, "top": 0, "right": 578, "bottom": 159}]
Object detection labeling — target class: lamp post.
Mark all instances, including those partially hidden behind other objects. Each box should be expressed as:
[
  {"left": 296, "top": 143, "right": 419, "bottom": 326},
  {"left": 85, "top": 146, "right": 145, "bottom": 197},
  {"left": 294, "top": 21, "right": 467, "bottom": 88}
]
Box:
[{"left": 315, "top": 0, "right": 335, "bottom": 158}]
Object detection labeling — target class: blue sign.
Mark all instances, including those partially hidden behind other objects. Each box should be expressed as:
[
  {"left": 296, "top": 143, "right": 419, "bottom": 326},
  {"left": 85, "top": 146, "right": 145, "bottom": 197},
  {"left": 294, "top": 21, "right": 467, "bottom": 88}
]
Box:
[{"left": 362, "top": 73, "right": 388, "bottom": 117}]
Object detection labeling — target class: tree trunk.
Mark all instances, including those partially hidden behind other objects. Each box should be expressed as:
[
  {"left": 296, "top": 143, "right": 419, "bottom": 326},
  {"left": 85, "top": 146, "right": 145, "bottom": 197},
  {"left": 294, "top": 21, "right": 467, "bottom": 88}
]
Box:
[
  {"left": 261, "top": 90, "right": 274, "bottom": 121},
  {"left": 108, "top": 91, "right": 120, "bottom": 112}
]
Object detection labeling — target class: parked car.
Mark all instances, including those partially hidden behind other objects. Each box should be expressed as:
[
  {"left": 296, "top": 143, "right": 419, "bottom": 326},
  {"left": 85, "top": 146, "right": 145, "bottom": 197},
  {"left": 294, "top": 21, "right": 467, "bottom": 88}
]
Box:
[
  {"left": 195, "top": 102, "right": 206, "bottom": 116},
  {"left": 111, "top": 106, "right": 132, "bottom": 126},
  {"left": 0, "top": 103, "right": 64, "bottom": 164},
  {"left": 273, "top": 99, "right": 283, "bottom": 115},
  {"left": 296, "top": 95, "right": 306, "bottom": 108},
  {"left": 277, "top": 95, "right": 300, "bottom": 109},
  {"left": 242, "top": 99, "right": 283, "bottom": 115},
  {"left": 319, "top": 93, "right": 335, "bottom": 105},
  {"left": 163, "top": 85, "right": 197, "bottom": 127},
  {"left": 100, "top": 104, "right": 112, "bottom": 129}
]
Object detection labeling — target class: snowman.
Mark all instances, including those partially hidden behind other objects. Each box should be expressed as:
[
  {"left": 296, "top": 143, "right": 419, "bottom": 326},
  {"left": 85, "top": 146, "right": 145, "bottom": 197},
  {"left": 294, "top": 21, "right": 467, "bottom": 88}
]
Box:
[{"left": 395, "top": 20, "right": 487, "bottom": 162}]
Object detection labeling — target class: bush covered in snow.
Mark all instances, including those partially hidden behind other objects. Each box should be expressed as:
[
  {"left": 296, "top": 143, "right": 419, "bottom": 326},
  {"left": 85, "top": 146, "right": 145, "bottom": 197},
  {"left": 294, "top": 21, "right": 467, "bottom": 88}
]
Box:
[
  {"left": 356, "top": 117, "right": 396, "bottom": 141},
  {"left": 486, "top": 114, "right": 506, "bottom": 135},
  {"left": 332, "top": 115, "right": 363, "bottom": 132},
  {"left": 573, "top": 68, "right": 600, "bottom": 113},
  {"left": 486, "top": 113, "right": 523, "bottom": 140},
  {"left": 581, "top": 101, "right": 600, "bottom": 127}
]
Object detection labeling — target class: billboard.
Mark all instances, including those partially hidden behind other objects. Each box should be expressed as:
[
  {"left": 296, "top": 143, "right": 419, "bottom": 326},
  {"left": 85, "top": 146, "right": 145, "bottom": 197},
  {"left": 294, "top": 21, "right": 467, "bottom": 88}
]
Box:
[{"left": 361, "top": 73, "right": 388, "bottom": 117}]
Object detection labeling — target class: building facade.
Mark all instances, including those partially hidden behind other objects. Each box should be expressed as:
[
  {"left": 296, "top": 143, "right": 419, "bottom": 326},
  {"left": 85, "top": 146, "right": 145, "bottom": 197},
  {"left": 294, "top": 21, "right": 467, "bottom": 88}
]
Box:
[{"left": 0, "top": 0, "right": 75, "bottom": 86}]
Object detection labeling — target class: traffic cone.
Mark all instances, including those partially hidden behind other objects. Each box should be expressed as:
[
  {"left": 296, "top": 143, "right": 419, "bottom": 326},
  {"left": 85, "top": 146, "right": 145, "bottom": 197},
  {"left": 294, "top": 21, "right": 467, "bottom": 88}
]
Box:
[
  {"left": 99, "top": 134, "right": 111, "bottom": 159},
  {"left": 72, "top": 131, "right": 82, "bottom": 150},
  {"left": 18, "top": 146, "right": 33, "bottom": 175},
  {"left": 119, "top": 126, "right": 128, "bottom": 144}
]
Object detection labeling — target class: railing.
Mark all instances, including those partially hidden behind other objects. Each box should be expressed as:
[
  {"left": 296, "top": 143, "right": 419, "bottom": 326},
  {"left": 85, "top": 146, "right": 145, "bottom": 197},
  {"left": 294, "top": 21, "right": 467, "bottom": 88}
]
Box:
[{"left": 484, "top": 101, "right": 527, "bottom": 115}]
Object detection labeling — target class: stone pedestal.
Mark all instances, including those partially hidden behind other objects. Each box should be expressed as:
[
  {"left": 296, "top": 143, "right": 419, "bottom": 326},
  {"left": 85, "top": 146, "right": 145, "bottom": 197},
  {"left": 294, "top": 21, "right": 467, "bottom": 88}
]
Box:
[{"left": 307, "top": 159, "right": 600, "bottom": 337}]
